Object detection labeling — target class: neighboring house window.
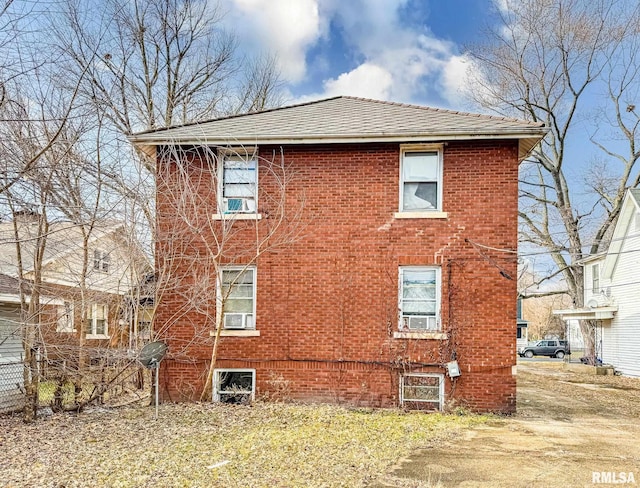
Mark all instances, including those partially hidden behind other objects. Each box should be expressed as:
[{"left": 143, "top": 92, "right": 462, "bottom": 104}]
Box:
[
  {"left": 213, "top": 369, "right": 255, "bottom": 403},
  {"left": 219, "top": 267, "right": 256, "bottom": 329},
  {"left": 56, "top": 301, "right": 75, "bottom": 333},
  {"left": 592, "top": 263, "right": 600, "bottom": 294},
  {"left": 399, "top": 267, "right": 441, "bottom": 331},
  {"left": 94, "top": 249, "right": 110, "bottom": 273},
  {"left": 86, "top": 303, "right": 108, "bottom": 338},
  {"left": 400, "top": 373, "right": 444, "bottom": 411},
  {"left": 220, "top": 153, "right": 257, "bottom": 214},
  {"left": 137, "top": 321, "right": 152, "bottom": 342},
  {"left": 400, "top": 149, "right": 442, "bottom": 212}
]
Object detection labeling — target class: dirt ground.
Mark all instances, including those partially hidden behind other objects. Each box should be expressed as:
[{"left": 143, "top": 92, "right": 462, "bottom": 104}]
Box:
[{"left": 373, "top": 362, "right": 640, "bottom": 488}]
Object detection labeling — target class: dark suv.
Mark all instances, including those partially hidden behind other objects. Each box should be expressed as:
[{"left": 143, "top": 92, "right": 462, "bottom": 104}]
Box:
[{"left": 518, "top": 340, "right": 570, "bottom": 359}]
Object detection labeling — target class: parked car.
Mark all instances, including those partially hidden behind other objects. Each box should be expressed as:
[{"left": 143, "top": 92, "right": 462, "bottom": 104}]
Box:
[{"left": 518, "top": 340, "right": 570, "bottom": 359}]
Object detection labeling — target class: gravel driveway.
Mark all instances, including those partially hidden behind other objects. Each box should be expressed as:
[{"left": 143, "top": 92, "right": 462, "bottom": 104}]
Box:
[{"left": 373, "top": 362, "right": 640, "bottom": 487}]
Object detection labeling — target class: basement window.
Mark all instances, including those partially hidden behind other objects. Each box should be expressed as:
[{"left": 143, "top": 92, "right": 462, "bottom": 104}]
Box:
[
  {"left": 400, "top": 373, "right": 444, "bottom": 411},
  {"left": 213, "top": 369, "right": 255, "bottom": 404}
]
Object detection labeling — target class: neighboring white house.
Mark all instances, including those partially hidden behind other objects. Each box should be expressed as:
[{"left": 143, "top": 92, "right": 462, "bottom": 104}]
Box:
[
  {"left": 516, "top": 297, "right": 529, "bottom": 350},
  {"left": 0, "top": 216, "right": 151, "bottom": 411},
  {"left": 555, "top": 189, "right": 640, "bottom": 377}
]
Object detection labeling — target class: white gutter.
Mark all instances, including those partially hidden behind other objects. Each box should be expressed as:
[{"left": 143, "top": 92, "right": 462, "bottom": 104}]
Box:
[{"left": 0, "top": 293, "right": 65, "bottom": 306}]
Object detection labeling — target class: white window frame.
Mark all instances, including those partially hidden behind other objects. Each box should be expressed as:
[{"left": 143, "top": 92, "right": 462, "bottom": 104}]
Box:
[
  {"left": 86, "top": 303, "right": 109, "bottom": 339},
  {"left": 400, "top": 373, "right": 444, "bottom": 411},
  {"left": 56, "top": 301, "right": 75, "bottom": 333},
  {"left": 399, "top": 145, "right": 443, "bottom": 213},
  {"left": 592, "top": 263, "right": 600, "bottom": 294},
  {"left": 218, "top": 266, "right": 257, "bottom": 330},
  {"left": 93, "top": 249, "right": 110, "bottom": 273},
  {"left": 213, "top": 368, "right": 256, "bottom": 403},
  {"left": 399, "top": 266, "right": 441, "bottom": 331},
  {"left": 218, "top": 150, "right": 258, "bottom": 215}
]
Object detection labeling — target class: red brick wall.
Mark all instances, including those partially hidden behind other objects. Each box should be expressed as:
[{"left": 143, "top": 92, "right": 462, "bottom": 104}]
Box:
[
  {"left": 155, "top": 140, "right": 520, "bottom": 413},
  {"left": 38, "top": 282, "right": 127, "bottom": 364}
]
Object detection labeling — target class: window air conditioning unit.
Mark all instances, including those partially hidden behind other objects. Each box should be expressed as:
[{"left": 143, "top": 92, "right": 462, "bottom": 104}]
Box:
[
  {"left": 223, "top": 198, "right": 254, "bottom": 213},
  {"left": 406, "top": 316, "right": 436, "bottom": 330},
  {"left": 224, "top": 313, "right": 250, "bottom": 329}
]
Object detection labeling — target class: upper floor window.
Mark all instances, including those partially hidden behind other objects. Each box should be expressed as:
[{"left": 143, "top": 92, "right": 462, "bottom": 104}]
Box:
[
  {"left": 94, "top": 249, "right": 110, "bottom": 273},
  {"left": 219, "top": 267, "right": 256, "bottom": 329},
  {"left": 86, "top": 303, "right": 108, "bottom": 338},
  {"left": 399, "top": 266, "right": 441, "bottom": 331},
  {"left": 592, "top": 263, "right": 600, "bottom": 294},
  {"left": 400, "top": 148, "right": 442, "bottom": 212},
  {"left": 220, "top": 153, "right": 257, "bottom": 214}
]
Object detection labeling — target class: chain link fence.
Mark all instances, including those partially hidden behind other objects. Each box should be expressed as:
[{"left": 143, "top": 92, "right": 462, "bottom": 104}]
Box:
[
  {"left": 0, "top": 359, "right": 25, "bottom": 413},
  {"left": 0, "top": 355, "right": 151, "bottom": 415}
]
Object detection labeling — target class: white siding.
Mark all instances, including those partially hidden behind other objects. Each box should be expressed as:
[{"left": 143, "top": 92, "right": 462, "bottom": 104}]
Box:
[
  {"left": 0, "top": 306, "right": 25, "bottom": 412},
  {"left": 38, "top": 234, "right": 140, "bottom": 295},
  {"left": 601, "top": 220, "right": 640, "bottom": 377}
]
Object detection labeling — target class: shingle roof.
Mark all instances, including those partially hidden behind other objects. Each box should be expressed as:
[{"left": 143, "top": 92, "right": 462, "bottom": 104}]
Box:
[
  {"left": 0, "top": 220, "right": 123, "bottom": 277},
  {"left": 0, "top": 273, "right": 20, "bottom": 295},
  {"left": 130, "top": 96, "right": 547, "bottom": 159}
]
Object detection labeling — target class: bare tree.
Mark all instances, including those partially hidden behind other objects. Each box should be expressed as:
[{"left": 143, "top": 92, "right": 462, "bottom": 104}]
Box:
[
  {"left": 0, "top": 75, "right": 154, "bottom": 419},
  {"left": 465, "top": 0, "right": 640, "bottom": 358},
  {"left": 53, "top": 0, "right": 283, "bottom": 137},
  {"left": 154, "top": 143, "right": 304, "bottom": 401}
]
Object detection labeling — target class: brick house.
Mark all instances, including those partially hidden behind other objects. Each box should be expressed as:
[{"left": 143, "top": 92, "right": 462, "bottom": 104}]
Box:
[
  {"left": 131, "top": 96, "right": 546, "bottom": 413},
  {"left": 0, "top": 217, "right": 151, "bottom": 362}
]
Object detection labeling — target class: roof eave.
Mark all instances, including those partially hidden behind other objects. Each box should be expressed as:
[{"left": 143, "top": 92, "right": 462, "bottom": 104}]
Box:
[
  {"left": 130, "top": 130, "right": 547, "bottom": 160},
  {"left": 553, "top": 307, "right": 617, "bottom": 321}
]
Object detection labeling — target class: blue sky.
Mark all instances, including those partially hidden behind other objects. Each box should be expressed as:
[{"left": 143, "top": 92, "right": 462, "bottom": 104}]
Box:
[{"left": 223, "top": 0, "right": 497, "bottom": 109}]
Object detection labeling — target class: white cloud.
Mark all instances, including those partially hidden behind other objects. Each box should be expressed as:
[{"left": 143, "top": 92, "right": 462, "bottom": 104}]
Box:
[
  {"left": 323, "top": 63, "right": 393, "bottom": 99},
  {"left": 440, "top": 54, "right": 472, "bottom": 106},
  {"left": 225, "top": 0, "right": 475, "bottom": 107},
  {"left": 313, "top": 0, "right": 463, "bottom": 105},
  {"left": 229, "top": 0, "right": 321, "bottom": 83},
  {"left": 291, "top": 62, "right": 393, "bottom": 104}
]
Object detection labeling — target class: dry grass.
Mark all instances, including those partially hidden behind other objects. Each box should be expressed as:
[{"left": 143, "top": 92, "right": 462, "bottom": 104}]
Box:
[
  {"left": 0, "top": 402, "right": 486, "bottom": 487},
  {"left": 516, "top": 362, "right": 640, "bottom": 419}
]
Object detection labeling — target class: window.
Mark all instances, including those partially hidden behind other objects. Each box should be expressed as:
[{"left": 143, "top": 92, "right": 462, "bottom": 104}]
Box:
[
  {"left": 400, "top": 373, "right": 444, "bottom": 411},
  {"left": 93, "top": 250, "right": 110, "bottom": 273},
  {"left": 220, "top": 153, "right": 257, "bottom": 214},
  {"left": 86, "top": 303, "right": 108, "bottom": 338},
  {"left": 399, "top": 267, "right": 441, "bottom": 331},
  {"left": 592, "top": 263, "right": 600, "bottom": 294},
  {"left": 400, "top": 149, "right": 442, "bottom": 212},
  {"left": 219, "top": 267, "right": 256, "bottom": 329},
  {"left": 137, "top": 321, "right": 152, "bottom": 342},
  {"left": 56, "top": 301, "right": 75, "bottom": 333},
  {"left": 213, "top": 369, "right": 255, "bottom": 403}
]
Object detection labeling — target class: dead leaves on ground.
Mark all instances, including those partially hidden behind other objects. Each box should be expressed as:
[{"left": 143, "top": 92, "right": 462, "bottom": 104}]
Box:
[{"left": 0, "top": 402, "right": 485, "bottom": 487}]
